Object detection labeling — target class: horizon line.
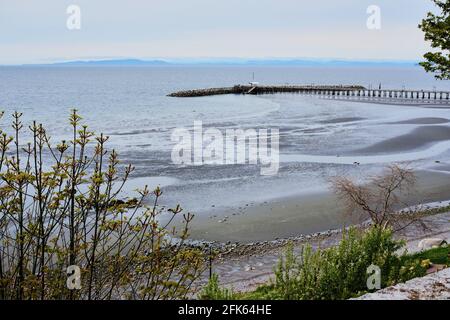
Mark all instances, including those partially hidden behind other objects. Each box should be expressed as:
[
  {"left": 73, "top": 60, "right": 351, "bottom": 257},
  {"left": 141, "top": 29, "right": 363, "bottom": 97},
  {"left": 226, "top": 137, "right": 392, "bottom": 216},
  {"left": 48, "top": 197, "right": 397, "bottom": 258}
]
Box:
[{"left": 0, "top": 57, "right": 422, "bottom": 67}]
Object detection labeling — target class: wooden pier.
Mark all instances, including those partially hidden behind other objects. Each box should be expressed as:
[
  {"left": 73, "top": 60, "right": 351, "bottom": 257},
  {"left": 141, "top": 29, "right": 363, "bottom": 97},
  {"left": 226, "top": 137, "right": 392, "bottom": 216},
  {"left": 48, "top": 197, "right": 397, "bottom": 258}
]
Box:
[
  {"left": 167, "top": 85, "right": 365, "bottom": 97},
  {"left": 167, "top": 84, "right": 450, "bottom": 105}
]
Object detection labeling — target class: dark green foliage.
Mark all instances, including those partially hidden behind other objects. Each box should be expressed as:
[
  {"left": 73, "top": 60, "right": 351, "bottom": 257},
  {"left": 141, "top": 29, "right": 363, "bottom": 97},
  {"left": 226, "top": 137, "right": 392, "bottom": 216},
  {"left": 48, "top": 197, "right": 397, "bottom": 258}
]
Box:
[
  {"left": 263, "top": 227, "right": 426, "bottom": 300},
  {"left": 406, "top": 246, "right": 449, "bottom": 265},
  {"left": 419, "top": 0, "right": 450, "bottom": 79},
  {"left": 198, "top": 274, "right": 237, "bottom": 300},
  {"left": 202, "top": 227, "right": 428, "bottom": 300}
]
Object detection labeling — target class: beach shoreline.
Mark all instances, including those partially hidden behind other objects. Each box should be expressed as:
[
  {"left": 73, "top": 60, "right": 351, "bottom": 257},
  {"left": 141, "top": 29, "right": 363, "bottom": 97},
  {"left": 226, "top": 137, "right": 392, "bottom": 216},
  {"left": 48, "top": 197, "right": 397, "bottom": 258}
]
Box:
[
  {"left": 184, "top": 168, "right": 450, "bottom": 243},
  {"left": 199, "top": 206, "right": 450, "bottom": 293}
]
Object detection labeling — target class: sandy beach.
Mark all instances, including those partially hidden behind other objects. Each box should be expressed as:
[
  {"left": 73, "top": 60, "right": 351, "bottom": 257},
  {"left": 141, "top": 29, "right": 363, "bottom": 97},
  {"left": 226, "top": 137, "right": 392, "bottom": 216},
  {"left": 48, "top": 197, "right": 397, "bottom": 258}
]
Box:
[
  {"left": 356, "top": 126, "right": 450, "bottom": 154},
  {"left": 186, "top": 169, "right": 450, "bottom": 242}
]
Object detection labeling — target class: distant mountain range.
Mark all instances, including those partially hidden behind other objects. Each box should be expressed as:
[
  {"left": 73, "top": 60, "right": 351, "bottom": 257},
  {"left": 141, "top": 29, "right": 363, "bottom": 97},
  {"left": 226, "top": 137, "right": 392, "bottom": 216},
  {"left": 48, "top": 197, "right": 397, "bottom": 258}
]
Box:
[
  {"left": 26, "top": 59, "right": 170, "bottom": 66},
  {"left": 13, "top": 58, "right": 419, "bottom": 67}
]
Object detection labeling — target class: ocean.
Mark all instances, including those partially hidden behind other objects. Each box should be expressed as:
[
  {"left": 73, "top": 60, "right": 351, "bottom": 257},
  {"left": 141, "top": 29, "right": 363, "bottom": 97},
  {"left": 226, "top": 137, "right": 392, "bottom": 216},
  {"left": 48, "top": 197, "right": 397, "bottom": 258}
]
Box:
[{"left": 1, "top": 65, "right": 449, "bottom": 241}]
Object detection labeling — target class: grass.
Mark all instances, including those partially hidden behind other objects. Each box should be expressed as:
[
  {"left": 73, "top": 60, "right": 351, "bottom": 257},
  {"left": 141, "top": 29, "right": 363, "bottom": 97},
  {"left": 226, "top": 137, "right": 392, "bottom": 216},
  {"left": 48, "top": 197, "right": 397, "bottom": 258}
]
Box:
[{"left": 406, "top": 246, "right": 449, "bottom": 265}]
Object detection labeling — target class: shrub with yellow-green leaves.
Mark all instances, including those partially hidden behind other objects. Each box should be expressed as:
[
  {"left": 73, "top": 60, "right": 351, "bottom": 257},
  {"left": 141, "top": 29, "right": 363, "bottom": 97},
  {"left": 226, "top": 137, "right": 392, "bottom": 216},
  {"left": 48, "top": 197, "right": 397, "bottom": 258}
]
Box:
[
  {"left": 0, "top": 110, "right": 205, "bottom": 300},
  {"left": 268, "top": 227, "right": 426, "bottom": 300},
  {"left": 200, "top": 226, "right": 426, "bottom": 300}
]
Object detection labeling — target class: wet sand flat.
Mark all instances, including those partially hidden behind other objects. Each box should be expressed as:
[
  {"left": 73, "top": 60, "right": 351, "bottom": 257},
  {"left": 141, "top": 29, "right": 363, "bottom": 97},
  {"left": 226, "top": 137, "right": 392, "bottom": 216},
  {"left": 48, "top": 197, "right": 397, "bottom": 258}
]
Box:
[
  {"left": 319, "top": 117, "right": 366, "bottom": 124},
  {"left": 355, "top": 125, "right": 450, "bottom": 154},
  {"left": 387, "top": 117, "right": 449, "bottom": 125},
  {"left": 429, "top": 163, "right": 450, "bottom": 173},
  {"left": 186, "top": 170, "right": 450, "bottom": 242}
]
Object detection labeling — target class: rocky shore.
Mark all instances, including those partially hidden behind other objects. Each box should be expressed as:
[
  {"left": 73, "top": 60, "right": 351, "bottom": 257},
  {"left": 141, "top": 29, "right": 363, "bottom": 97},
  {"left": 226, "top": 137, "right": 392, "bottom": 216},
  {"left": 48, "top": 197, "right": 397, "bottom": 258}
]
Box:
[
  {"left": 196, "top": 200, "right": 450, "bottom": 260},
  {"left": 193, "top": 206, "right": 450, "bottom": 292}
]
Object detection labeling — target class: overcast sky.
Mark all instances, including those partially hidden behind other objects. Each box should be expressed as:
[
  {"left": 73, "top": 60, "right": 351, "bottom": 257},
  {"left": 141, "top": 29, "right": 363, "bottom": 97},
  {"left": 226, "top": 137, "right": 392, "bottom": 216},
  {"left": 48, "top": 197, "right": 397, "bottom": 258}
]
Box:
[{"left": 0, "top": 0, "right": 437, "bottom": 64}]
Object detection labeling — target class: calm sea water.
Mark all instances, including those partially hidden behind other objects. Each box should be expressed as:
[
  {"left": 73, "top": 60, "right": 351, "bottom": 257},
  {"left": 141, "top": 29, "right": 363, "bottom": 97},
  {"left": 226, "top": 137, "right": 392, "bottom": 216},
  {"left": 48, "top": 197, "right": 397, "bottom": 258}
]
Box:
[{"left": 0, "top": 65, "right": 449, "bottom": 214}]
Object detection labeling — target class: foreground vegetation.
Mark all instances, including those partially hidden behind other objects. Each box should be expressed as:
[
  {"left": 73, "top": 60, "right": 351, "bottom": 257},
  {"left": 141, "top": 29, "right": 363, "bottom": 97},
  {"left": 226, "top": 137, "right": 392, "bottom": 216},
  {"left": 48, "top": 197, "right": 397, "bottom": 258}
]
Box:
[
  {"left": 409, "top": 246, "right": 449, "bottom": 266},
  {"left": 200, "top": 227, "right": 448, "bottom": 300},
  {"left": 0, "top": 111, "right": 448, "bottom": 300},
  {"left": 0, "top": 111, "right": 205, "bottom": 300}
]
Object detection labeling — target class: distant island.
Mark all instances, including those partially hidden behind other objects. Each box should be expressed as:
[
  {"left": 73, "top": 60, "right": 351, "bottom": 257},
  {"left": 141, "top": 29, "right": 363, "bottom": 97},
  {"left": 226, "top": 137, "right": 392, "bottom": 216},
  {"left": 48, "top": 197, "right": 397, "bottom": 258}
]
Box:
[
  {"left": 9, "top": 58, "right": 420, "bottom": 67},
  {"left": 22, "top": 59, "right": 170, "bottom": 67}
]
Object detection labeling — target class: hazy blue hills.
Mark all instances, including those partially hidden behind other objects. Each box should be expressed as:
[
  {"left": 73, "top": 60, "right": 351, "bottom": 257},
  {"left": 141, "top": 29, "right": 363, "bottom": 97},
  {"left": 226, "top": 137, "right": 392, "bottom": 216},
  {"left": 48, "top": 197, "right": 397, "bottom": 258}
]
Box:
[
  {"left": 227, "top": 59, "right": 418, "bottom": 67},
  {"left": 9, "top": 58, "right": 419, "bottom": 67},
  {"left": 22, "top": 59, "right": 170, "bottom": 67}
]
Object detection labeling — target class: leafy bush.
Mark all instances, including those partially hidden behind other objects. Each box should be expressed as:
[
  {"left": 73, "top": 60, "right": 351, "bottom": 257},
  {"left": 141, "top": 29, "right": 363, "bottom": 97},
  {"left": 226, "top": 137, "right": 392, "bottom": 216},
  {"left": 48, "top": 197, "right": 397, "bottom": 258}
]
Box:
[
  {"left": 0, "top": 111, "right": 205, "bottom": 300},
  {"left": 271, "top": 227, "right": 427, "bottom": 300},
  {"left": 205, "top": 227, "right": 427, "bottom": 300},
  {"left": 197, "top": 274, "right": 237, "bottom": 300}
]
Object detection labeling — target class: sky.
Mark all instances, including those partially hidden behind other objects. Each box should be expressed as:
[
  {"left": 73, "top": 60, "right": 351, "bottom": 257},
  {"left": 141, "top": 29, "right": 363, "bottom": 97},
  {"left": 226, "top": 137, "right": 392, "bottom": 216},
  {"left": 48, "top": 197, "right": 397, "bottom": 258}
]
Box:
[{"left": 0, "top": 0, "right": 438, "bottom": 65}]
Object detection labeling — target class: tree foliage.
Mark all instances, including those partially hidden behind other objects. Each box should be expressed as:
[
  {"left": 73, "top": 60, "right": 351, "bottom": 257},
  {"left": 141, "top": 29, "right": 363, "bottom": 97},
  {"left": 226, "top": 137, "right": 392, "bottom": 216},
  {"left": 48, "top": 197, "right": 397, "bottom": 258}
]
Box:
[{"left": 419, "top": 0, "right": 450, "bottom": 80}]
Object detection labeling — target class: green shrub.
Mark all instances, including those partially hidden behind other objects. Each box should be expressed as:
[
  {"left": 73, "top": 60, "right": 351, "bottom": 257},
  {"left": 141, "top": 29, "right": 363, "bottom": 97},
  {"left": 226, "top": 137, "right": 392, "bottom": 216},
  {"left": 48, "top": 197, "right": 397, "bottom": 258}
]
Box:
[
  {"left": 198, "top": 274, "right": 237, "bottom": 300},
  {"left": 206, "top": 226, "right": 427, "bottom": 300},
  {"left": 0, "top": 111, "right": 205, "bottom": 300}
]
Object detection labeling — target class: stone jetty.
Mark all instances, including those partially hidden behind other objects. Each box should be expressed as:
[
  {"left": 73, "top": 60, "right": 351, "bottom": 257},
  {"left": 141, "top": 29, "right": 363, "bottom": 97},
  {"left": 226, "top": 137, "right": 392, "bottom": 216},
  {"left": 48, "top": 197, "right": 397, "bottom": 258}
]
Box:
[
  {"left": 167, "top": 84, "right": 365, "bottom": 97},
  {"left": 168, "top": 84, "right": 450, "bottom": 105}
]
